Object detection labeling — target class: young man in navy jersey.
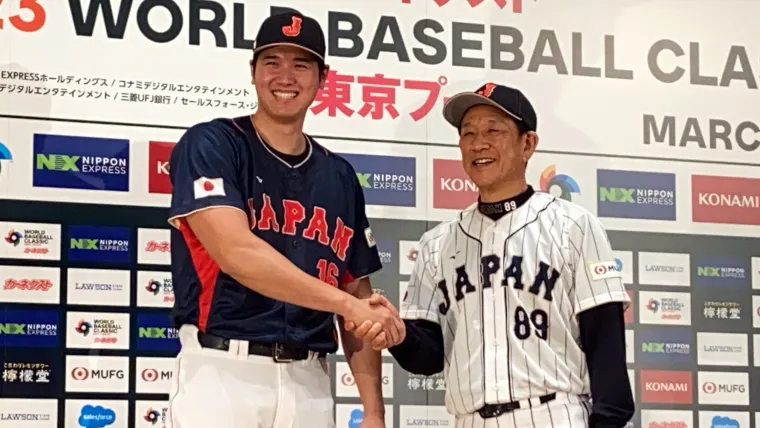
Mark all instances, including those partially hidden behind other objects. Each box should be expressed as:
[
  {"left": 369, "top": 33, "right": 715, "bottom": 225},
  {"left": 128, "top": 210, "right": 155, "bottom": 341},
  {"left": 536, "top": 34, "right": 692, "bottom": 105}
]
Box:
[{"left": 165, "top": 11, "right": 404, "bottom": 428}]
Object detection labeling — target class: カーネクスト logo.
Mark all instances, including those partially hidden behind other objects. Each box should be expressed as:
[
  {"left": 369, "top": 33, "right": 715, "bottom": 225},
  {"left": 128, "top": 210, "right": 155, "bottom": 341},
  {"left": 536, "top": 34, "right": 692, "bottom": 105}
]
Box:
[
  {"left": 32, "top": 134, "right": 130, "bottom": 191},
  {"left": 597, "top": 170, "right": 676, "bottom": 220},
  {"left": 539, "top": 165, "right": 579, "bottom": 201},
  {"left": 340, "top": 154, "right": 416, "bottom": 207},
  {"left": 67, "top": 225, "right": 130, "bottom": 264}
]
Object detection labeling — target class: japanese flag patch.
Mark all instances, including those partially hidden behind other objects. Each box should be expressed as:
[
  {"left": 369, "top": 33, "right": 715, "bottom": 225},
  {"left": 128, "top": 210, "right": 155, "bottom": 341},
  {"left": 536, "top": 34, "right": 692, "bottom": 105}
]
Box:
[
  {"left": 364, "top": 227, "right": 376, "bottom": 247},
  {"left": 193, "top": 177, "right": 225, "bottom": 199}
]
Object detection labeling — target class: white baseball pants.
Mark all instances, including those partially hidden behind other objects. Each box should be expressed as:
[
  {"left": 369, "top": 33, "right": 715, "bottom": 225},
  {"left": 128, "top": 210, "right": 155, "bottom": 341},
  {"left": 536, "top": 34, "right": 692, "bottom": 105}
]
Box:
[
  {"left": 166, "top": 325, "right": 334, "bottom": 428},
  {"left": 455, "top": 394, "right": 592, "bottom": 428}
]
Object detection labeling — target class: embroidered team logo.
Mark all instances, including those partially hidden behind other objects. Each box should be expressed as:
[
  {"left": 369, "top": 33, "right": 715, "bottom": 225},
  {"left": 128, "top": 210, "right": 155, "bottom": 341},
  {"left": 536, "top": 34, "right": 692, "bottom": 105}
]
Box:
[
  {"left": 282, "top": 16, "right": 303, "bottom": 37},
  {"left": 477, "top": 83, "right": 497, "bottom": 98}
]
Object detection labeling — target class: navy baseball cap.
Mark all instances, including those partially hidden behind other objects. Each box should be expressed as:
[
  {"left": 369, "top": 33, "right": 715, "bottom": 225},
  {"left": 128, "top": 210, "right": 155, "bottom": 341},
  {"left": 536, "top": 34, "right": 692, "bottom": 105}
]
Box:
[
  {"left": 443, "top": 83, "right": 537, "bottom": 132},
  {"left": 253, "top": 12, "right": 326, "bottom": 64}
]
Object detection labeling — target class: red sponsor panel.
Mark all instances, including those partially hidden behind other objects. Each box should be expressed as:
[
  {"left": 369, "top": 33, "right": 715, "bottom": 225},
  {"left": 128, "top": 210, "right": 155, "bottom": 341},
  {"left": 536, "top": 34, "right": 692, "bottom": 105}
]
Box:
[
  {"left": 148, "top": 142, "right": 175, "bottom": 194},
  {"left": 624, "top": 290, "right": 634, "bottom": 324},
  {"left": 640, "top": 370, "right": 692, "bottom": 404},
  {"left": 433, "top": 159, "right": 478, "bottom": 209},
  {"left": 692, "top": 175, "right": 760, "bottom": 225}
]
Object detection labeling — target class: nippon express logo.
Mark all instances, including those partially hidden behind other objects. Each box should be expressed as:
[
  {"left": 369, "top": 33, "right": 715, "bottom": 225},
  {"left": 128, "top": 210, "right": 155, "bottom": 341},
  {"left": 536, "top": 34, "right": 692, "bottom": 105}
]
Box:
[
  {"left": 78, "top": 404, "right": 115, "bottom": 428},
  {"left": 32, "top": 134, "right": 130, "bottom": 192},
  {"left": 539, "top": 165, "right": 579, "bottom": 201},
  {"left": 136, "top": 314, "right": 180, "bottom": 351},
  {"left": 597, "top": 170, "right": 676, "bottom": 220},
  {"left": 340, "top": 153, "right": 416, "bottom": 207},
  {"left": 695, "top": 258, "right": 748, "bottom": 286},
  {"left": 376, "top": 240, "right": 392, "bottom": 265},
  {"left": 0, "top": 310, "right": 58, "bottom": 348},
  {"left": 637, "top": 328, "right": 691, "bottom": 364},
  {"left": 68, "top": 226, "right": 130, "bottom": 264}
]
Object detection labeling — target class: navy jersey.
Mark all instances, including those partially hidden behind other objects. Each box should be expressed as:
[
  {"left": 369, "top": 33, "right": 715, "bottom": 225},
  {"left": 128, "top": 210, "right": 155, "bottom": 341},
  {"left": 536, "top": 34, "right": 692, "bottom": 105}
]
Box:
[{"left": 167, "top": 116, "right": 382, "bottom": 353}]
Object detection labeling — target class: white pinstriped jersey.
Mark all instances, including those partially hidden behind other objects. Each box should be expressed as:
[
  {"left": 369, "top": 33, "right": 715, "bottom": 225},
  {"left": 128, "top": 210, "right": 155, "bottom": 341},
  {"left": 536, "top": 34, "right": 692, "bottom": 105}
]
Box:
[{"left": 400, "top": 192, "right": 630, "bottom": 417}]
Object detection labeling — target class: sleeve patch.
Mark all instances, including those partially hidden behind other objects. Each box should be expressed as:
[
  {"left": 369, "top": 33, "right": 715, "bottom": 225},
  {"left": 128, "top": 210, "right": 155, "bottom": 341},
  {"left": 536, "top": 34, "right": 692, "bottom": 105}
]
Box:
[
  {"left": 364, "top": 227, "right": 376, "bottom": 247},
  {"left": 193, "top": 177, "right": 225, "bottom": 199},
  {"left": 587, "top": 260, "right": 622, "bottom": 280}
]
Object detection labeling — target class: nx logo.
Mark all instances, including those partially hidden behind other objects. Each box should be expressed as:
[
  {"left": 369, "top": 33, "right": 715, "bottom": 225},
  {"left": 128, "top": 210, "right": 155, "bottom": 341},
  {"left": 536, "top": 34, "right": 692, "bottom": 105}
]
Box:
[
  {"left": 0, "top": 323, "right": 25, "bottom": 334},
  {"left": 70, "top": 239, "right": 98, "bottom": 250},
  {"left": 599, "top": 187, "right": 635, "bottom": 203},
  {"left": 36, "top": 154, "right": 79, "bottom": 171}
]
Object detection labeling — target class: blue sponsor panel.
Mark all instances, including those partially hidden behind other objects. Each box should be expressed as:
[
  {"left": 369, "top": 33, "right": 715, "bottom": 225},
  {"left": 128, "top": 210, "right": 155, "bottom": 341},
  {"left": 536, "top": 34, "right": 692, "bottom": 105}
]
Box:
[
  {"left": 136, "top": 313, "right": 180, "bottom": 352},
  {"left": 32, "top": 134, "right": 130, "bottom": 191},
  {"left": 376, "top": 239, "right": 393, "bottom": 265},
  {"left": 67, "top": 225, "right": 131, "bottom": 264},
  {"left": 0, "top": 348, "right": 61, "bottom": 397},
  {"left": 636, "top": 327, "right": 692, "bottom": 365},
  {"left": 597, "top": 170, "right": 676, "bottom": 220},
  {"left": 0, "top": 310, "right": 59, "bottom": 348},
  {"left": 340, "top": 154, "right": 416, "bottom": 207},
  {"left": 693, "top": 256, "right": 749, "bottom": 287}
]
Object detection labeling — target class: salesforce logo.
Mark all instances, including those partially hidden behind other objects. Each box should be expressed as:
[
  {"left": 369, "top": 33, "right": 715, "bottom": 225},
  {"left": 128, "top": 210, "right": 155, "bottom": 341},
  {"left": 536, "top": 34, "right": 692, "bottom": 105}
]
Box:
[
  {"left": 348, "top": 409, "right": 363, "bottom": 428},
  {"left": 78, "top": 405, "right": 115, "bottom": 428},
  {"left": 711, "top": 415, "right": 739, "bottom": 428}
]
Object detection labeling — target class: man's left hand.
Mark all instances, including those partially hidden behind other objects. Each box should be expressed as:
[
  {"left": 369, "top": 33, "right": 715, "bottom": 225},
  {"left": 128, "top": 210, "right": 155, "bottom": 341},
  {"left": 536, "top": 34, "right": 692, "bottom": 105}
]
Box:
[{"left": 360, "top": 413, "right": 385, "bottom": 428}]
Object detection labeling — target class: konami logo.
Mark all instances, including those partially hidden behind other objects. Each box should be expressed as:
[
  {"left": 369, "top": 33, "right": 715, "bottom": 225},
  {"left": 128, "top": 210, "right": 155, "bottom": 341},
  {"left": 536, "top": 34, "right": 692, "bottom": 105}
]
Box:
[
  {"left": 640, "top": 370, "right": 692, "bottom": 404},
  {"left": 148, "top": 141, "right": 175, "bottom": 194},
  {"left": 433, "top": 159, "right": 477, "bottom": 209},
  {"left": 692, "top": 175, "right": 760, "bottom": 225}
]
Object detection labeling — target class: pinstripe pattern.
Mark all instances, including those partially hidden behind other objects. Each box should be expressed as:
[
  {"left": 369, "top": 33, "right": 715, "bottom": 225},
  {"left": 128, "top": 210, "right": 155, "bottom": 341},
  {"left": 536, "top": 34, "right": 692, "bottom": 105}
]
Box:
[{"left": 400, "top": 192, "right": 629, "bottom": 427}]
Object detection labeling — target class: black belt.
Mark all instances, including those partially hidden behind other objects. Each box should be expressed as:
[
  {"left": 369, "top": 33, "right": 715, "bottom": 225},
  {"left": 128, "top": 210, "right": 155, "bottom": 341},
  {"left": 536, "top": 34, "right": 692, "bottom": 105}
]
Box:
[
  {"left": 478, "top": 393, "right": 557, "bottom": 418},
  {"left": 197, "top": 332, "right": 325, "bottom": 363}
]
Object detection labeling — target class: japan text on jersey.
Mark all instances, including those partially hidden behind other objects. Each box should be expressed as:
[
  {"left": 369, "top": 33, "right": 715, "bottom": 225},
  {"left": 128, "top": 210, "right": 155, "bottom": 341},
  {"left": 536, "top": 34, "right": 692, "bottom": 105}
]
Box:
[
  {"left": 401, "top": 192, "right": 629, "bottom": 416},
  {"left": 167, "top": 117, "right": 382, "bottom": 353}
]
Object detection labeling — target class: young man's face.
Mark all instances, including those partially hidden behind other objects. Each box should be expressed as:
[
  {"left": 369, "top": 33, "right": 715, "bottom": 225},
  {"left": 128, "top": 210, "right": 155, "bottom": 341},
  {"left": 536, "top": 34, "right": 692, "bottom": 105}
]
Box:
[
  {"left": 252, "top": 45, "right": 326, "bottom": 122},
  {"left": 458, "top": 104, "right": 537, "bottom": 193}
]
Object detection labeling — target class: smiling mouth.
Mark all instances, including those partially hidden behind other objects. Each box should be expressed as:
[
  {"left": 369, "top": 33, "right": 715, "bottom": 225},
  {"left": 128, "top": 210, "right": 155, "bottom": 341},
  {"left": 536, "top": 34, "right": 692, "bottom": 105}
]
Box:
[
  {"left": 272, "top": 90, "right": 298, "bottom": 100},
  {"left": 473, "top": 158, "right": 495, "bottom": 167}
]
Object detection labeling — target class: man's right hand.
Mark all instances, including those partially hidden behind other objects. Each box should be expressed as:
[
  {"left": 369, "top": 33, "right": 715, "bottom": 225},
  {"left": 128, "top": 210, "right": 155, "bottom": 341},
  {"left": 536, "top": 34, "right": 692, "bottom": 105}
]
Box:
[{"left": 345, "top": 296, "right": 404, "bottom": 348}]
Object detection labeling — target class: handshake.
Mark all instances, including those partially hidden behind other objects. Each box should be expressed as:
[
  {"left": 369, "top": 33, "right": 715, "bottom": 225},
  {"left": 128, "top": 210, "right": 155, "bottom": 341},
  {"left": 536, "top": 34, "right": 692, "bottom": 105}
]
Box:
[{"left": 344, "top": 293, "right": 406, "bottom": 351}]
